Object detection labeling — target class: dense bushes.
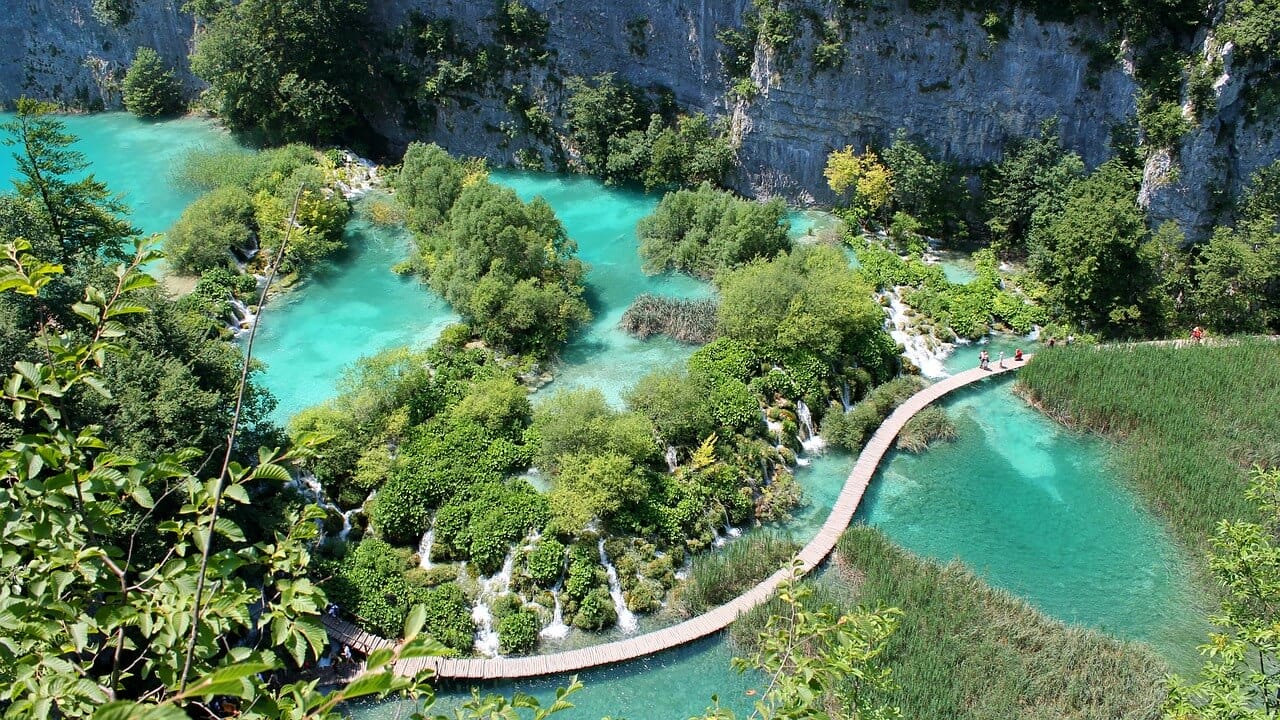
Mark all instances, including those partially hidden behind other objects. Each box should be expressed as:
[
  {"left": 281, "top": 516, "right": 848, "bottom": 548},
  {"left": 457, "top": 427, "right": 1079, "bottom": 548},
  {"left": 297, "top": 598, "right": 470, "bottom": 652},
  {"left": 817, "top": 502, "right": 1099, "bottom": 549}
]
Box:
[
  {"left": 162, "top": 186, "right": 254, "bottom": 274},
  {"left": 637, "top": 183, "right": 791, "bottom": 279},
  {"left": 679, "top": 534, "right": 799, "bottom": 615},
  {"left": 822, "top": 376, "right": 925, "bottom": 450},
  {"left": 396, "top": 144, "right": 591, "bottom": 356},
  {"left": 617, "top": 293, "right": 719, "bottom": 343},
  {"left": 121, "top": 47, "right": 182, "bottom": 118},
  {"left": 190, "top": 0, "right": 371, "bottom": 143},
  {"left": 565, "top": 74, "right": 735, "bottom": 189}
]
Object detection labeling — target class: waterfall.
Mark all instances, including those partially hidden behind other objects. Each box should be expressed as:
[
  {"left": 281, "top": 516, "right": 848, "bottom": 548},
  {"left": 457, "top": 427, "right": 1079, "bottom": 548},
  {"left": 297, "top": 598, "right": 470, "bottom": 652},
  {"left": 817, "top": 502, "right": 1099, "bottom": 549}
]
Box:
[
  {"left": 227, "top": 298, "right": 257, "bottom": 337},
  {"left": 759, "top": 458, "right": 772, "bottom": 484},
  {"left": 597, "top": 540, "right": 638, "bottom": 633},
  {"left": 539, "top": 583, "right": 570, "bottom": 640},
  {"left": 472, "top": 551, "right": 516, "bottom": 657},
  {"left": 417, "top": 516, "right": 436, "bottom": 569},
  {"left": 882, "top": 289, "right": 952, "bottom": 378},
  {"left": 664, "top": 445, "right": 679, "bottom": 473},
  {"left": 841, "top": 379, "right": 852, "bottom": 412},
  {"left": 796, "top": 401, "right": 826, "bottom": 454}
]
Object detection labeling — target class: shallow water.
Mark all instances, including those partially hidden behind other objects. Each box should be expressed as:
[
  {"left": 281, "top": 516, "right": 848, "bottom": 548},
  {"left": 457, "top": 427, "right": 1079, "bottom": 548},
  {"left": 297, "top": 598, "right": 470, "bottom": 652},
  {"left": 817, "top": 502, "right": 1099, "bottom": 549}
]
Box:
[
  {"left": 0, "top": 112, "right": 240, "bottom": 236},
  {"left": 861, "top": 377, "right": 1208, "bottom": 671}
]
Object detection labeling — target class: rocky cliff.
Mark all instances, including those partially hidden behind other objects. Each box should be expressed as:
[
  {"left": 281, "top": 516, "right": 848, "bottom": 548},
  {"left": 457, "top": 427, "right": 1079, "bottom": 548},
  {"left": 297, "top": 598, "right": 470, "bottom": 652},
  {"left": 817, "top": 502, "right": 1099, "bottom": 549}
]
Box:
[
  {"left": 2, "top": 0, "right": 1275, "bottom": 235},
  {"left": 0, "top": 0, "right": 196, "bottom": 110}
]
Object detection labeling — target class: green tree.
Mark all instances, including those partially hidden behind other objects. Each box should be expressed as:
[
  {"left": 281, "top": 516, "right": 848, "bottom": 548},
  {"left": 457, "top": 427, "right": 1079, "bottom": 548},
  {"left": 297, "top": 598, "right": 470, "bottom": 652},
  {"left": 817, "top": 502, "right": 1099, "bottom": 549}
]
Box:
[
  {"left": 548, "top": 451, "right": 650, "bottom": 533},
  {"left": 530, "top": 388, "right": 656, "bottom": 470},
  {"left": 637, "top": 182, "right": 791, "bottom": 279},
  {"left": 190, "top": 0, "right": 371, "bottom": 143},
  {"left": 1163, "top": 467, "right": 1280, "bottom": 719},
  {"left": 564, "top": 73, "right": 648, "bottom": 176},
  {"left": 417, "top": 181, "right": 590, "bottom": 356},
  {"left": 395, "top": 142, "right": 465, "bottom": 233},
  {"left": 163, "top": 185, "right": 255, "bottom": 274},
  {"left": 983, "top": 118, "right": 1085, "bottom": 259},
  {"left": 1190, "top": 216, "right": 1280, "bottom": 333},
  {"left": 121, "top": 46, "right": 183, "bottom": 118},
  {"left": 881, "top": 130, "right": 962, "bottom": 238},
  {"left": 1029, "top": 159, "right": 1167, "bottom": 336},
  {"left": 1, "top": 99, "right": 137, "bottom": 265}
]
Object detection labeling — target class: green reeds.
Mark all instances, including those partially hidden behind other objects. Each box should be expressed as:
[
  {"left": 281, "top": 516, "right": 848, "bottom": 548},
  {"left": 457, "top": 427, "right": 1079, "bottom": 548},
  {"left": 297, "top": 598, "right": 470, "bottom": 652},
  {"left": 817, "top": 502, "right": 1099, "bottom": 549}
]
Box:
[
  {"left": 678, "top": 534, "right": 799, "bottom": 615},
  {"left": 1018, "top": 340, "right": 1280, "bottom": 554},
  {"left": 618, "top": 293, "right": 719, "bottom": 344},
  {"left": 896, "top": 405, "right": 957, "bottom": 453},
  {"left": 832, "top": 527, "right": 1166, "bottom": 719}
]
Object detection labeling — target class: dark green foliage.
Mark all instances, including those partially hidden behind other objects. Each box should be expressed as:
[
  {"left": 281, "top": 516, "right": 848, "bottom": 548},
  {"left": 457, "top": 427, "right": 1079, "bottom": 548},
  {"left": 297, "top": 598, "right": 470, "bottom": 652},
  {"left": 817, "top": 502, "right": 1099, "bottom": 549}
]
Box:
[
  {"left": 688, "top": 337, "right": 759, "bottom": 385},
  {"left": 679, "top": 534, "right": 799, "bottom": 614},
  {"left": 1029, "top": 160, "right": 1168, "bottom": 336},
  {"left": 624, "top": 370, "right": 718, "bottom": 448},
  {"left": 1189, "top": 220, "right": 1280, "bottom": 333},
  {"left": 822, "top": 376, "right": 926, "bottom": 450},
  {"left": 190, "top": 0, "right": 371, "bottom": 143},
  {"left": 834, "top": 527, "right": 1168, "bottom": 719},
  {"left": 1220, "top": 0, "right": 1280, "bottom": 65},
  {"left": 163, "top": 185, "right": 254, "bottom": 274},
  {"left": 492, "top": 0, "right": 549, "bottom": 66},
  {"left": 1, "top": 99, "right": 137, "bottom": 266},
  {"left": 637, "top": 183, "right": 790, "bottom": 279},
  {"left": 572, "top": 588, "right": 618, "bottom": 630},
  {"left": 617, "top": 293, "right": 719, "bottom": 343},
  {"left": 1137, "top": 97, "right": 1192, "bottom": 150},
  {"left": 326, "top": 538, "right": 422, "bottom": 638},
  {"left": 497, "top": 609, "right": 540, "bottom": 653},
  {"left": 1019, "top": 342, "right": 1280, "bottom": 555},
  {"left": 882, "top": 130, "right": 964, "bottom": 238},
  {"left": 432, "top": 481, "right": 549, "bottom": 574},
  {"left": 395, "top": 142, "right": 465, "bottom": 233},
  {"left": 121, "top": 47, "right": 182, "bottom": 118},
  {"left": 414, "top": 180, "right": 590, "bottom": 357},
  {"left": 92, "top": 0, "right": 134, "bottom": 25},
  {"left": 811, "top": 19, "right": 847, "bottom": 71},
  {"left": 983, "top": 118, "right": 1085, "bottom": 260},
  {"left": 565, "top": 75, "right": 735, "bottom": 188}
]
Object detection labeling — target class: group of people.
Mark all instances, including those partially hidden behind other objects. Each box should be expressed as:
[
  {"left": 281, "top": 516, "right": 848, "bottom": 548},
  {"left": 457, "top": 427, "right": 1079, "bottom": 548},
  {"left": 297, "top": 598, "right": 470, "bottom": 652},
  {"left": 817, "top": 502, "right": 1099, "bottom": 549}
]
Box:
[{"left": 977, "top": 347, "right": 1026, "bottom": 370}]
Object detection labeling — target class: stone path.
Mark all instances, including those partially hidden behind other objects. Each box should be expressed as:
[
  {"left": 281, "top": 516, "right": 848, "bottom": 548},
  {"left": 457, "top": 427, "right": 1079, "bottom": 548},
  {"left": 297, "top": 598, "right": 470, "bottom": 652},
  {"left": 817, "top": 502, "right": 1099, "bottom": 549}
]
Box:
[{"left": 324, "top": 356, "right": 1032, "bottom": 680}]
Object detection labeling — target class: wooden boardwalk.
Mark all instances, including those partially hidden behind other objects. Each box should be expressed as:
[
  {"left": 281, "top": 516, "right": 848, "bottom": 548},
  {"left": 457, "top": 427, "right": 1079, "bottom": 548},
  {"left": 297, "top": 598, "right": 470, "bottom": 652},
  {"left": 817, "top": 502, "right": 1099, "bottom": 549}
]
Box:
[{"left": 325, "top": 356, "right": 1032, "bottom": 680}]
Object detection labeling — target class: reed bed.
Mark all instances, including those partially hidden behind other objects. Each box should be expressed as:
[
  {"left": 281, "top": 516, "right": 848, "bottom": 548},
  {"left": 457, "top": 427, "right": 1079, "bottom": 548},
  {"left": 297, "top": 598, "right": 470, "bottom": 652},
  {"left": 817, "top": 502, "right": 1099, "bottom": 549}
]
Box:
[
  {"left": 617, "top": 293, "right": 719, "bottom": 344},
  {"left": 1018, "top": 340, "right": 1280, "bottom": 553},
  {"left": 678, "top": 534, "right": 799, "bottom": 615},
  {"left": 823, "top": 527, "right": 1167, "bottom": 720},
  {"left": 896, "top": 405, "right": 957, "bottom": 453}
]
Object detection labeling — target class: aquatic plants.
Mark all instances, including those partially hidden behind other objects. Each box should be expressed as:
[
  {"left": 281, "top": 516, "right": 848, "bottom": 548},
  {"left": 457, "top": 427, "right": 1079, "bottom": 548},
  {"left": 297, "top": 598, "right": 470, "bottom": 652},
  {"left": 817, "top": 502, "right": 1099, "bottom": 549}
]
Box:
[
  {"left": 1018, "top": 341, "right": 1280, "bottom": 554},
  {"left": 822, "top": 376, "right": 925, "bottom": 451},
  {"left": 895, "top": 405, "right": 957, "bottom": 453},
  {"left": 679, "top": 535, "right": 800, "bottom": 615},
  {"left": 618, "top": 292, "right": 719, "bottom": 343},
  {"left": 825, "top": 527, "right": 1169, "bottom": 720}
]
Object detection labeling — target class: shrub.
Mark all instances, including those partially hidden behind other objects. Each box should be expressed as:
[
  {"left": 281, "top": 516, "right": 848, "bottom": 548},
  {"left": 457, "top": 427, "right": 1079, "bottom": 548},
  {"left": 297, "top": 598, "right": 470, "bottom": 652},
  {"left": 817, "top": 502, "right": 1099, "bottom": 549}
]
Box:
[
  {"left": 121, "top": 47, "right": 182, "bottom": 117},
  {"left": 526, "top": 538, "right": 566, "bottom": 587},
  {"left": 637, "top": 183, "right": 790, "bottom": 279},
  {"left": 92, "top": 0, "right": 134, "bottom": 25},
  {"left": 497, "top": 609, "right": 540, "bottom": 653},
  {"left": 163, "top": 186, "right": 255, "bottom": 275},
  {"left": 822, "top": 376, "right": 925, "bottom": 450},
  {"left": 418, "top": 581, "right": 476, "bottom": 652},
  {"left": 572, "top": 587, "right": 618, "bottom": 630},
  {"left": 679, "top": 534, "right": 799, "bottom": 615},
  {"left": 618, "top": 294, "right": 719, "bottom": 343},
  {"left": 896, "top": 406, "right": 957, "bottom": 453}
]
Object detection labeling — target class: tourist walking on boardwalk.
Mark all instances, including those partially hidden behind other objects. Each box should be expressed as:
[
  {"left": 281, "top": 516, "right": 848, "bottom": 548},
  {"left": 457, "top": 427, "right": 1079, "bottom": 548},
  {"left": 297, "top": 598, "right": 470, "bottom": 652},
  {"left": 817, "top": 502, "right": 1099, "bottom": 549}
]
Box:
[
  {"left": 978, "top": 350, "right": 989, "bottom": 370},
  {"left": 1014, "top": 348, "right": 1024, "bottom": 362},
  {"left": 998, "top": 350, "right": 1005, "bottom": 368},
  {"left": 1192, "top": 326, "right": 1204, "bottom": 343}
]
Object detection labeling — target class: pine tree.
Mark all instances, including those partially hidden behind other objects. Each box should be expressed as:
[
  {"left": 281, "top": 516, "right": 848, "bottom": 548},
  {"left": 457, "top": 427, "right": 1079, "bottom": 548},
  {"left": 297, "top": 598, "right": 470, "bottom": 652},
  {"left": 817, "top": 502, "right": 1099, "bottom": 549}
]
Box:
[{"left": 121, "top": 46, "right": 183, "bottom": 118}]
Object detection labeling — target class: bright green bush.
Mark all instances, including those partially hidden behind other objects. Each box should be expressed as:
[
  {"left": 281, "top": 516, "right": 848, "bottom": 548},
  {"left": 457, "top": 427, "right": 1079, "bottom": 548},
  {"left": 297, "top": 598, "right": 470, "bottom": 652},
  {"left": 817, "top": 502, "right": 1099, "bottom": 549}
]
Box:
[
  {"left": 121, "top": 47, "right": 182, "bottom": 117},
  {"left": 417, "top": 581, "right": 476, "bottom": 653},
  {"left": 822, "top": 376, "right": 925, "bottom": 450},
  {"left": 497, "top": 609, "right": 540, "bottom": 653},
  {"left": 395, "top": 142, "right": 465, "bottom": 233},
  {"left": 572, "top": 587, "right": 618, "bottom": 630},
  {"left": 637, "top": 183, "right": 790, "bottom": 279},
  {"left": 525, "top": 538, "right": 566, "bottom": 587},
  {"left": 163, "top": 186, "right": 255, "bottom": 274}
]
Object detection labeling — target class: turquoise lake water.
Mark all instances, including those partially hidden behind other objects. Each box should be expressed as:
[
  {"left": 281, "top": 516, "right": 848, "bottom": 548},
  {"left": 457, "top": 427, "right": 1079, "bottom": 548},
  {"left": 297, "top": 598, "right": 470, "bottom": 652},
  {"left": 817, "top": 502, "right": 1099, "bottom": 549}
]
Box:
[{"left": 0, "top": 114, "right": 1208, "bottom": 717}]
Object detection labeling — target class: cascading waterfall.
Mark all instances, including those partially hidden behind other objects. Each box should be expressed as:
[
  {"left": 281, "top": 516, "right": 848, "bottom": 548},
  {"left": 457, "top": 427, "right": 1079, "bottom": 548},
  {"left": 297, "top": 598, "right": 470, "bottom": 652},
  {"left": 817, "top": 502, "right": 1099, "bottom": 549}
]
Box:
[
  {"left": 472, "top": 551, "right": 516, "bottom": 657},
  {"left": 228, "top": 298, "right": 257, "bottom": 337},
  {"left": 882, "top": 289, "right": 951, "bottom": 378},
  {"left": 417, "top": 516, "right": 436, "bottom": 569},
  {"left": 796, "top": 401, "right": 826, "bottom": 454},
  {"left": 597, "top": 539, "right": 638, "bottom": 633},
  {"left": 665, "top": 445, "right": 679, "bottom": 473},
  {"left": 539, "top": 580, "right": 570, "bottom": 640},
  {"left": 841, "top": 379, "right": 852, "bottom": 412}
]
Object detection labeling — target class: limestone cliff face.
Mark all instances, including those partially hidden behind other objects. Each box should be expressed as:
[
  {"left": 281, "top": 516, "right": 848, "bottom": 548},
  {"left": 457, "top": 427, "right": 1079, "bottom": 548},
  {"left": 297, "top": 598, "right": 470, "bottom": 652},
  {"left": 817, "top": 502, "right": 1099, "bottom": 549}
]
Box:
[
  {"left": 377, "top": 0, "right": 1137, "bottom": 206},
  {"left": 0, "top": 0, "right": 196, "bottom": 110},
  {"left": 2, "top": 0, "right": 1275, "bottom": 235}
]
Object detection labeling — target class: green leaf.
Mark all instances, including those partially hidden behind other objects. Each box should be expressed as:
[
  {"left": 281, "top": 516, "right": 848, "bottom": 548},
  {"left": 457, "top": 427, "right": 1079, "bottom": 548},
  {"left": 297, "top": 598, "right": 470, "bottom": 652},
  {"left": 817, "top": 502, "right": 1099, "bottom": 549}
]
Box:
[
  {"left": 129, "top": 485, "right": 155, "bottom": 509},
  {"left": 404, "top": 603, "right": 427, "bottom": 640},
  {"left": 223, "top": 483, "right": 250, "bottom": 505},
  {"left": 335, "top": 671, "right": 395, "bottom": 700}
]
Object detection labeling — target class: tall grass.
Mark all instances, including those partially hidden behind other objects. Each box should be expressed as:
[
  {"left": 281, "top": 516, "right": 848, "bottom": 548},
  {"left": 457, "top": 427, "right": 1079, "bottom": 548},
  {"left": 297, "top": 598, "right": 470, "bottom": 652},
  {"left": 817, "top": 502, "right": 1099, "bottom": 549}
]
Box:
[
  {"left": 678, "top": 534, "right": 799, "bottom": 615},
  {"left": 617, "top": 293, "right": 719, "bottom": 344},
  {"left": 1018, "top": 340, "right": 1280, "bottom": 553},
  {"left": 825, "top": 527, "right": 1167, "bottom": 719},
  {"left": 896, "top": 405, "right": 956, "bottom": 452}
]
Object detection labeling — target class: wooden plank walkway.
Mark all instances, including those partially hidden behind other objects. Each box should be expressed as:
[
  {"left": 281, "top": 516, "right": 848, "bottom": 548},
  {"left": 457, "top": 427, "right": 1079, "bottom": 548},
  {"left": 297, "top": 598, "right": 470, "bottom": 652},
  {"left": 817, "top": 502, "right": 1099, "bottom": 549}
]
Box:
[{"left": 325, "top": 356, "right": 1032, "bottom": 680}]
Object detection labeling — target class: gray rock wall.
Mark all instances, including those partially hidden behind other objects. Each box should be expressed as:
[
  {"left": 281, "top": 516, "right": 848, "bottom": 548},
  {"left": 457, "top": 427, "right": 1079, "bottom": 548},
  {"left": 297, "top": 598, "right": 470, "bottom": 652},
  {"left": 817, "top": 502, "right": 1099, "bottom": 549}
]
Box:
[{"left": 0, "top": 0, "right": 196, "bottom": 110}]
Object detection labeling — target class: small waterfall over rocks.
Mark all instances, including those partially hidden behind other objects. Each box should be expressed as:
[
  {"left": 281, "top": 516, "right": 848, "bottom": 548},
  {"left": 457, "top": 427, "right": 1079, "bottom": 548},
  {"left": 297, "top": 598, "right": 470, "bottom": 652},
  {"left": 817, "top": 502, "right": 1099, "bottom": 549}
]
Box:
[
  {"left": 841, "top": 379, "right": 852, "bottom": 412},
  {"left": 472, "top": 551, "right": 516, "bottom": 657},
  {"left": 539, "top": 581, "right": 571, "bottom": 640},
  {"left": 597, "top": 539, "right": 638, "bottom": 633},
  {"left": 882, "top": 289, "right": 951, "bottom": 378},
  {"left": 417, "top": 516, "right": 437, "bottom": 569},
  {"left": 228, "top": 298, "right": 257, "bottom": 337},
  {"left": 664, "top": 445, "right": 679, "bottom": 473},
  {"left": 796, "top": 401, "right": 826, "bottom": 454}
]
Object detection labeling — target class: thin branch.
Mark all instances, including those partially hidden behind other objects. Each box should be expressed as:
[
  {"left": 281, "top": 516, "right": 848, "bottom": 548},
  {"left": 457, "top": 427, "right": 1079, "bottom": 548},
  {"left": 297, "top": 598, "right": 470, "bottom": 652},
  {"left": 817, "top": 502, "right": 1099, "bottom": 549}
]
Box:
[{"left": 179, "top": 185, "right": 303, "bottom": 691}]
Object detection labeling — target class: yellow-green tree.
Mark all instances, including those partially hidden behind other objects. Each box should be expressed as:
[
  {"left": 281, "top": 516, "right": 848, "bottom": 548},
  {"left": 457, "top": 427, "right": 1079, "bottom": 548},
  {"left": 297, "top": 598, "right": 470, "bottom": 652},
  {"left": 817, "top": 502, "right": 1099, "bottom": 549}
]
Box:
[{"left": 824, "top": 146, "right": 893, "bottom": 223}]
